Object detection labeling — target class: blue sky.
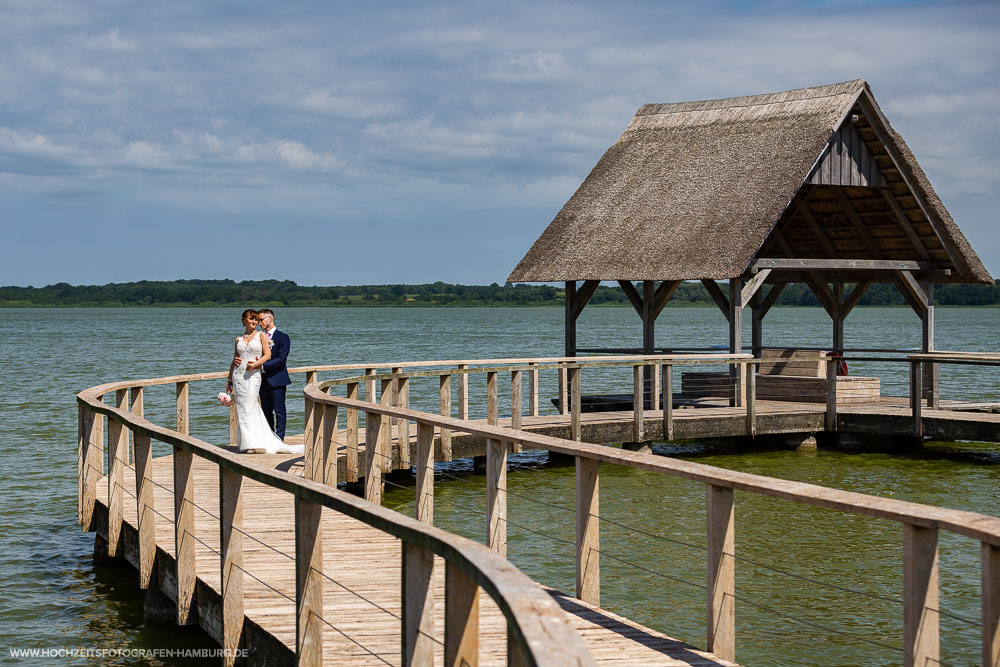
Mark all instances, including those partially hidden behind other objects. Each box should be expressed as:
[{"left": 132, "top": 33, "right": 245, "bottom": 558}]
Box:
[{"left": 1, "top": 0, "right": 997, "bottom": 286}]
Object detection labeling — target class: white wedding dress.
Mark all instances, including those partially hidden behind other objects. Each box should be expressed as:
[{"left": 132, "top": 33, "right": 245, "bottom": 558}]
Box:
[{"left": 232, "top": 334, "right": 304, "bottom": 455}]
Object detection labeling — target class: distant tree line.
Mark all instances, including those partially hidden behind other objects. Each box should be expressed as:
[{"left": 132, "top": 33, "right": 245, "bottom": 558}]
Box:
[{"left": 2, "top": 278, "right": 998, "bottom": 307}]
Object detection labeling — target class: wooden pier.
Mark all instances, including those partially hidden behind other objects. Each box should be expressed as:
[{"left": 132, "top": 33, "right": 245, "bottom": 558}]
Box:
[{"left": 78, "top": 352, "right": 1000, "bottom": 666}]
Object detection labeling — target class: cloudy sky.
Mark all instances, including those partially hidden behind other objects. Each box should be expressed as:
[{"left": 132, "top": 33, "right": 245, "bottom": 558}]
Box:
[{"left": 1, "top": 0, "right": 997, "bottom": 286}]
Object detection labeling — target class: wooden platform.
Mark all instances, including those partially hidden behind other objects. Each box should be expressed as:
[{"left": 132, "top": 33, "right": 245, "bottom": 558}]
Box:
[{"left": 94, "top": 452, "right": 739, "bottom": 666}]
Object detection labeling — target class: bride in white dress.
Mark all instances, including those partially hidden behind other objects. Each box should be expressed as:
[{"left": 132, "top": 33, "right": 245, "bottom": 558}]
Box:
[{"left": 227, "top": 309, "right": 304, "bottom": 455}]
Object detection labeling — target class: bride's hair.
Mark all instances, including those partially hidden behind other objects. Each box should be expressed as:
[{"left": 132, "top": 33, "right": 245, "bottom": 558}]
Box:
[{"left": 241, "top": 308, "right": 259, "bottom": 323}]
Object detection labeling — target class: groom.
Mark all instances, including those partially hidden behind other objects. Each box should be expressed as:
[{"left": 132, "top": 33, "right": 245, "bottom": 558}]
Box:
[{"left": 257, "top": 308, "right": 291, "bottom": 440}]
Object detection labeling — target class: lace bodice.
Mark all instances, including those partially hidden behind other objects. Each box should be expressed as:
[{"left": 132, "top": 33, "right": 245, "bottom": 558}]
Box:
[{"left": 236, "top": 334, "right": 264, "bottom": 368}]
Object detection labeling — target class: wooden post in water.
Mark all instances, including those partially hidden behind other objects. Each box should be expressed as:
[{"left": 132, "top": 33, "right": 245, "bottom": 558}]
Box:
[
  {"left": 662, "top": 364, "right": 673, "bottom": 441},
  {"left": 576, "top": 456, "right": 600, "bottom": 606},
  {"left": 403, "top": 541, "right": 435, "bottom": 666},
  {"left": 439, "top": 374, "right": 452, "bottom": 461},
  {"left": 295, "top": 496, "right": 324, "bottom": 665},
  {"left": 415, "top": 423, "right": 435, "bottom": 524},
  {"left": 984, "top": 542, "right": 1000, "bottom": 667},
  {"left": 445, "top": 561, "right": 479, "bottom": 666},
  {"left": 346, "top": 381, "right": 359, "bottom": 484},
  {"left": 134, "top": 431, "right": 154, "bottom": 589},
  {"left": 173, "top": 445, "right": 196, "bottom": 625},
  {"left": 904, "top": 524, "right": 940, "bottom": 667},
  {"left": 176, "top": 381, "right": 189, "bottom": 435},
  {"left": 569, "top": 366, "right": 581, "bottom": 442},
  {"left": 219, "top": 468, "right": 244, "bottom": 666},
  {"left": 707, "top": 484, "right": 735, "bottom": 662},
  {"left": 108, "top": 390, "right": 128, "bottom": 556}
]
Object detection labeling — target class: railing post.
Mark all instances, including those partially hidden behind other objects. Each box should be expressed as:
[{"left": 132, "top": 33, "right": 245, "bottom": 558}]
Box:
[
  {"left": 662, "top": 363, "right": 673, "bottom": 441},
  {"left": 746, "top": 361, "right": 756, "bottom": 438},
  {"left": 706, "top": 483, "right": 735, "bottom": 662},
  {"left": 633, "top": 364, "right": 644, "bottom": 442},
  {"left": 439, "top": 374, "right": 452, "bottom": 461},
  {"left": 528, "top": 362, "right": 539, "bottom": 417},
  {"left": 511, "top": 369, "right": 523, "bottom": 433},
  {"left": 134, "top": 431, "right": 154, "bottom": 589},
  {"left": 108, "top": 390, "right": 128, "bottom": 555},
  {"left": 445, "top": 561, "right": 479, "bottom": 666},
  {"left": 402, "top": 541, "right": 435, "bottom": 666},
  {"left": 229, "top": 402, "right": 238, "bottom": 447},
  {"left": 365, "top": 367, "right": 376, "bottom": 403},
  {"left": 391, "top": 367, "right": 402, "bottom": 467},
  {"left": 415, "top": 423, "right": 435, "bottom": 524},
  {"left": 397, "top": 376, "right": 410, "bottom": 469},
  {"left": 346, "top": 381, "right": 359, "bottom": 485},
  {"left": 306, "top": 370, "right": 318, "bottom": 386},
  {"left": 457, "top": 364, "right": 469, "bottom": 421},
  {"left": 486, "top": 437, "right": 507, "bottom": 557},
  {"left": 911, "top": 360, "right": 923, "bottom": 438},
  {"left": 176, "top": 381, "right": 189, "bottom": 435},
  {"left": 295, "top": 496, "right": 324, "bottom": 666},
  {"left": 984, "top": 542, "right": 1000, "bottom": 667},
  {"left": 365, "top": 410, "right": 383, "bottom": 504},
  {"left": 321, "top": 404, "right": 338, "bottom": 486},
  {"left": 904, "top": 524, "right": 940, "bottom": 667},
  {"left": 81, "top": 403, "right": 104, "bottom": 532},
  {"left": 558, "top": 364, "right": 568, "bottom": 415},
  {"left": 130, "top": 386, "right": 143, "bottom": 463},
  {"left": 576, "top": 455, "right": 600, "bottom": 606},
  {"left": 304, "top": 395, "right": 317, "bottom": 481},
  {"left": 826, "top": 357, "right": 837, "bottom": 432},
  {"left": 174, "top": 445, "right": 197, "bottom": 625},
  {"left": 651, "top": 362, "right": 661, "bottom": 411},
  {"left": 569, "top": 365, "right": 581, "bottom": 442},
  {"left": 486, "top": 371, "right": 498, "bottom": 426},
  {"left": 220, "top": 468, "right": 244, "bottom": 666}
]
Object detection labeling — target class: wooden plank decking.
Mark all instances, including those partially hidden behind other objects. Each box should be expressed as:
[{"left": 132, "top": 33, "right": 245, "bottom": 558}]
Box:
[{"left": 95, "top": 451, "right": 739, "bottom": 666}]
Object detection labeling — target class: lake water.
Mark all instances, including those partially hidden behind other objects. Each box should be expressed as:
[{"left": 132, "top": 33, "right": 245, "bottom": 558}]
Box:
[{"left": 3, "top": 306, "right": 999, "bottom": 665}]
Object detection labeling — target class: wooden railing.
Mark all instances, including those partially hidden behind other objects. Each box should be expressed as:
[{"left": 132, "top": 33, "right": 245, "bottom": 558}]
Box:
[
  {"left": 76, "top": 370, "right": 596, "bottom": 667},
  {"left": 298, "top": 353, "right": 1000, "bottom": 667}
]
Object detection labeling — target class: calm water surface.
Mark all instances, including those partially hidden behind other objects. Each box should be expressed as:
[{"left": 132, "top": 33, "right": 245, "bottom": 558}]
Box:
[{"left": 3, "top": 306, "right": 998, "bottom": 665}]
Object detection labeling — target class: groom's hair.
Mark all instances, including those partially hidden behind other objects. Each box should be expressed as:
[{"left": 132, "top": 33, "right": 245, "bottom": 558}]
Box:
[{"left": 258, "top": 308, "right": 274, "bottom": 318}]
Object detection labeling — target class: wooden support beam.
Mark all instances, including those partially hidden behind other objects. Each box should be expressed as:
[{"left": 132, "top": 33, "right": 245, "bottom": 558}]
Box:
[
  {"left": 707, "top": 484, "right": 735, "bottom": 662},
  {"left": 396, "top": 377, "right": 410, "bottom": 470},
  {"left": 569, "top": 366, "right": 582, "bottom": 442},
  {"left": 415, "top": 423, "right": 435, "bottom": 524},
  {"left": 176, "top": 381, "right": 189, "bottom": 435},
  {"left": 295, "top": 497, "right": 324, "bottom": 665},
  {"left": 840, "top": 281, "right": 872, "bottom": 319},
  {"left": 220, "top": 468, "right": 244, "bottom": 667},
  {"left": 565, "top": 281, "right": 577, "bottom": 358},
  {"left": 457, "top": 364, "right": 469, "bottom": 421},
  {"left": 651, "top": 280, "right": 681, "bottom": 319},
  {"left": 741, "top": 269, "right": 771, "bottom": 306},
  {"left": 804, "top": 272, "right": 839, "bottom": 319},
  {"left": 836, "top": 181, "right": 885, "bottom": 259},
  {"left": 570, "top": 280, "right": 601, "bottom": 321},
  {"left": 729, "top": 278, "right": 744, "bottom": 407},
  {"left": 486, "top": 438, "right": 507, "bottom": 557},
  {"left": 632, "top": 365, "right": 644, "bottom": 442},
  {"left": 701, "top": 279, "right": 730, "bottom": 321},
  {"left": 345, "top": 382, "right": 359, "bottom": 484},
  {"left": 576, "top": 456, "right": 600, "bottom": 606},
  {"left": 896, "top": 270, "right": 928, "bottom": 314},
  {"left": 445, "top": 561, "right": 479, "bottom": 667},
  {"left": 403, "top": 541, "right": 435, "bottom": 666},
  {"left": 174, "top": 447, "right": 197, "bottom": 625},
  {"left": 617, "top": 280, "right": 644, "bottom": 316},
  {"left": 758, "top": 282, "right": 786, "bottom": 320},
  {"left": 528, "top": 362, "right": 539, "bottom": 417},
  {"left": 826, "top": 358, "right": 838, "bottom": 432},
  {"left": 322, "top": 404, "right": 338, "bottom": 487},
  {"left": 750, "top": 258, "right": 938, "bottom": 272},
  {"left": 662, "top": 364, "right": 674, "bottom": 441},
  {"left": 904, "top": 524, "right": 940, "bottom": 667},
  {"left": 796, "top": 201, "right": 838, "bottom": 257},
  {"left": 880, "top": 188, "right": 931, "bottom": 260}
]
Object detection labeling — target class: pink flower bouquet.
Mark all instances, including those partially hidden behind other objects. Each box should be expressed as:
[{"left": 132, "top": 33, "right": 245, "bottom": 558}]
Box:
[{"left": 217, "top": 392, "right": 234, "bottom": 407}]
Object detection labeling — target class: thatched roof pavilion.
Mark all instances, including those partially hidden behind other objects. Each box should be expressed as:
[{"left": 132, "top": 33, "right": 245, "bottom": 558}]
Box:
[{"left": 509, "top": 80, "right": 992, "bottom": 406}]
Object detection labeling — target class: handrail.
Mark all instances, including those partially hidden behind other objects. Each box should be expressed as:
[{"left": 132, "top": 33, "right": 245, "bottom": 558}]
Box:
[{"left": 76, "top": 382, "right": 595, "bottom": 666}]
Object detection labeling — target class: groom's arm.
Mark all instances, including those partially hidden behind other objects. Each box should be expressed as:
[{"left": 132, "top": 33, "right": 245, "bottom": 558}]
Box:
[{"left": 262, "top": 334, "right": 289, "bottom": 374}]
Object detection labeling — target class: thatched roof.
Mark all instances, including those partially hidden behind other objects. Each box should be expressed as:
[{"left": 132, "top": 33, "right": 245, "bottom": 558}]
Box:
[{"left": 509, "top": 80, "right": 990, "bottom": 284}]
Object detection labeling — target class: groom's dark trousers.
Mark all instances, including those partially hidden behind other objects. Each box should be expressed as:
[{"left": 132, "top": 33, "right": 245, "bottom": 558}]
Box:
[{"left": 260, "top": 329, "right": 291, "bottom": 440}]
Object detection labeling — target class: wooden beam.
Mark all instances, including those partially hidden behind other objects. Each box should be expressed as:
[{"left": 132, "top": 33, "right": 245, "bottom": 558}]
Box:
[
  {"left": 617, "top": 280, "right": 644, "bottom": 316},
  {"left": 880, "top": 188, "right": 931, "bottom": 260},
  {"left": 796, "top": 202, "right": 838, "bottom": 257},
  {"left": 750, "top": 258, "right": 939, "bottom": 272},
  {"left": 840, "top": 281, "right": 872, "bottom": 319},
  {"left": 741, "top": 269, "right": 771, "bottom": 305},
  {"left": 295, "top": 496, "right": 324, "bottom": 664},
  {"left": 576, "top": 456, "right": 600, "bottom": 606},
  {"left": 565, "top": 281, "right": 576, "bottom": 358},
  {"left": 570, "top": 280, "right": 600, "bottom": 321},
  {"left": 904, "top": 524, "right": 940, "bottom": 667},
  {"left": 896, "top": 270, "right": 928, "bottom": 313},
  {"left": 707, "top": 484, "right": 735, "bottom": 661},
  {"left": 758, "top": 282, "right": 786, "bottom": 320},
  {"left": 835, "top": 188, "right": 885, "bottom": 259},
  {"left": 701, "top": 279, "right": 730, "bottom": 321},
  {"left": 651, "top": 280, "right": 681, "bottom": 319},
  {"left": 804, "top": 273, "right": 839, "bottom": 319}
]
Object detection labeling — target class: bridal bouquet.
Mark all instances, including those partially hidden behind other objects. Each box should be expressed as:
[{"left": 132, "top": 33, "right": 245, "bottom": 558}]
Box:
[{"left": 217, "top": 392, "right": 234, "bottom": 407}]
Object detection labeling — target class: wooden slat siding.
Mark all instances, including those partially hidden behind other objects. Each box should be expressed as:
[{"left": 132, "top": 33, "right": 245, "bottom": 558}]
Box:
[
  {"left": 984, "top": 543, "right": 1000, "bottom": 667},
  {"left": 486, "top": 438, "right": 507, "bottom": 557},
  {"left": 295, "top": 496, "right": 324, "bottom": 666},
  {"left": 345, "top": 382, "right": 359, "bottom": 484},
  {"left": 831, "top": 127, "right": 842, "bottom": 185},
  {"left": 174, "top": 447, "right": 197, "bottom": 625},
  {"left": 528, "top": 362, "right": 539, "bottom": 417},
  {"left": 321, "top": 404, "right": 338, "bottom": 487},
  {"left": 911, "top": 361, "right": 923, "bottom": 438},
  {"left": 402, "top": 541, "right": 435, "bottom": 666},
  {"left": 219, "top": 467, "right": 244, "bottom": 667},
  {"left": 445, "top": 561, "right": 479, "bottom": 667},
  {"left": 439, "top": 374, "right": 452, "bottom": 462},
  {"left": 904, "top": 525, "right": 940, "bottom": 667},
  {"left": 176, "top": 381, "right": 189, "bottom": 435},
  {"left": 633, "top": 365, "right": 644, "bottom": 441},
  {"left": 707, "top": 485, "right": 735, "bottom": 662},
  {"left": 134, "top": 431, "right": 155, "bottom": 589},
  {"left": 569, "top": 366, "right": 582, "bottom": 442},
  {"left": 397, "top": 376, "right": 411, "bottom": 469},
  {"left": 510, "top": 370, "right": 523, "bottom": 453},
  {"left": 746, "top": 364, "right": 756, "bottom": 438},
  {"left": 457, "top": 364, "right": 469, "bottom": 421},
  {"left": 108, "top": 390, "right": 128, "bottom": 555},
  {"left": 576, "top": 456, "right": 600, "bottom": 606},
  {"left": 662, "top": 364, "right": 674, "bottom": 441},
  {"left": 415, "top": 423, "right": 435, "bottom": 525},
  {"left": 825, "top": 359, "right": 838, "bottom": 432},
  {"left": 559, "top": 365, "right": 569, "bottom": 415}
]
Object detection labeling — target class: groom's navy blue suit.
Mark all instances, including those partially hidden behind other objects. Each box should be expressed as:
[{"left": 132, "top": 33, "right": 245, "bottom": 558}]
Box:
[{"left": 260, "top": 329, "right": 291, "bottom": 440}]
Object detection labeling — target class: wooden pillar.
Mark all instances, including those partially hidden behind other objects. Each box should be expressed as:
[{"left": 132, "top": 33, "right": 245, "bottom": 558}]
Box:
[
  {"left": 321, "top": 404, "right": 338, "bottom": 486},
  {"left": 910, "top": 360, "right": 923, "bottom": 438},
  {"left": 486, "top": 438, "right": 507, "bottom": 557},
  {"left": 632, "top": 365, "right": 644, "bottom": 442},
  {"left": 295, "top": 496, "right": 324, "bottom": 665},
  {"left": 558, "top": 365, "right": 568, "bottom": 415},
  {"left": 750, "top": 290, "right": 763, "bottom": 360},
  {"left": 176, "top": 381, "right": 189, "bottom": 435},
  {"left": 826, "top": 357, "right": 838, "bottom": 433},
  {"left": 528, "top": 362, "right": 539, "bottom": 417},
  {"left": 403, "top": 541, "right": 435, "bottom": 665},
  {"left": 220, "top": 468, "right": 244, "bottom": 666},
  {"left": 576, "top": 456, "right": 600, "bottom": 606},
  {"left": 304, "top": 395, "right": 317, "bottom": 481},
  {"left": 81, "top": 405, "right": 103, "bottom": 532},
  {"left": 983, "top": 542, "right": 1000, "bottom": 667},
  {"left": 904, "top": 524, "right": 940, "bottom": 667},
  {"left": 565, "top": 281, "right": 577, "bottom": 358},
  {"left": 229, "top": 402, "right": 238, "bottom": 447},
  {"left": 569, "top": 366, "right": 581, "bottom": 442},
  {"left": 457, "top": 364, "right": 469, "bottom": 421},
  {"left": 174, "top": 446, "right": 197, "bottom": 625},
  {"left": 833, "top": 283, "right": 845, "bottom": 357},
  {"left": 108, "top": 390, "right": 128, "bottom": 556},
  {"left": 397, "top": 376, "right": 411, "bottom": 470},
  {"left": 134, "top": 431, "right": 154, "bottom": 590},
  {"left": 439, "top": 374, "right": 452, "bottom": 462},
  {"left": 746, "top": 362, "right": 756, "bottom": 438},
  {"left": 365, "top": 410, "right": 383, "bottom": 505},
  {"left": 345, "top": 382, "right": 359, "bottom": 485},
  {"left": 130, "top": 386, "right": 143, "bottom": 463},
  {"left": 707, "top": 484, "right": 735, "bottom": 662},
  {"left": 445, "top": 561, "right": 479, "bottom": 666},
  {"left": 415, "top": 423, "right": 435, "bottom": 524},
  {"left": 642, "top": 280, "right": 655, "bottom": 404},
  {"left": 662, "top": 364, "right": 674, "bottom": 441},
  {"left": 922, "top": 282, "right": 939, "bottom": 408},
  {"left": 486, "top": 371, "right": 498, "bottom": 426},
  {"left": 728, "top": 278, "right": 743, "bottom": 407}
]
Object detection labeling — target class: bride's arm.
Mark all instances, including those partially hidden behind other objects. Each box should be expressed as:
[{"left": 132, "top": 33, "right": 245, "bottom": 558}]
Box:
[
  {"left": 227, "top": 339, "right": 238, "bottom": 390},
  {"left": 246, "top": 332, "right": 272, "bottom": 371}
]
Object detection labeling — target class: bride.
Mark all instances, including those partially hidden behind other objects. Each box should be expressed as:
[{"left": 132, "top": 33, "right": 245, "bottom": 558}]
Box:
[{"left": 227, "top": 309, "right": 304, "bottom": 455}]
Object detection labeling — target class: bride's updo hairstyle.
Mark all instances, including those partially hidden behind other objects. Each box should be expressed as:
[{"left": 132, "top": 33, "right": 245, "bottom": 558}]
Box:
[{"left": 241, "top": 308, "right": 259, "bottom": 323}]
